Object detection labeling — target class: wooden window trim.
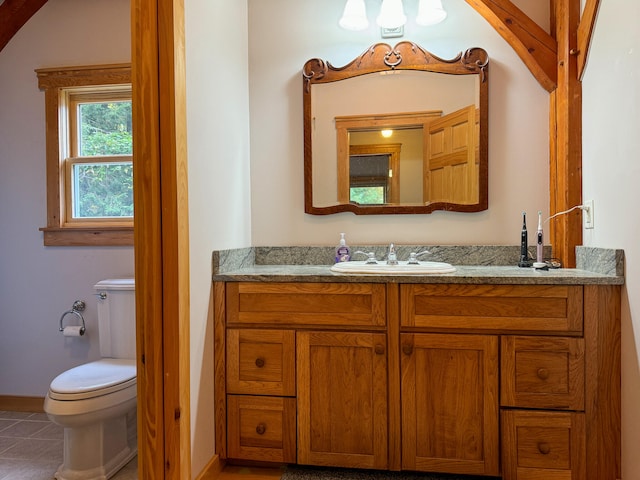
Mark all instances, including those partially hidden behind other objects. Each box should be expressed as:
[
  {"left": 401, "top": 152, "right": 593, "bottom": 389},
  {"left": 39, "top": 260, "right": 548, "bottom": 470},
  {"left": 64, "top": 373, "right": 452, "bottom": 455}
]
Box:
[{"left": 36, "top": 64, "right": 133, "bottom": 246}]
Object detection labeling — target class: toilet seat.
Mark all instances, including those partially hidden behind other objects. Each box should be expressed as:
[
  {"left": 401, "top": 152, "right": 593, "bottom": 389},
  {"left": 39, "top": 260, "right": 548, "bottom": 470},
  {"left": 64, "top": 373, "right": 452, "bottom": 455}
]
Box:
[{"left": 49, "top": 358, "right": 136, "bottom": 401}]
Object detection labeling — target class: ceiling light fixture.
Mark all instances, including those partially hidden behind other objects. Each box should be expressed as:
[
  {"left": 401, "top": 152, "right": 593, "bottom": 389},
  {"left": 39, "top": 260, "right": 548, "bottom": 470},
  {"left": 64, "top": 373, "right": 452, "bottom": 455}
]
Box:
[
  {"left": 339, "top": 0, "right": 447, "bottom": 34},
  {"left": 416, "top": 0, "right": 447, "bottom": 26},
  {"left": 376, "top": 0, "right": 407, "bottom": 29},
  {"left": 339, "top": 0, "right": 369, "bottom": 31}
]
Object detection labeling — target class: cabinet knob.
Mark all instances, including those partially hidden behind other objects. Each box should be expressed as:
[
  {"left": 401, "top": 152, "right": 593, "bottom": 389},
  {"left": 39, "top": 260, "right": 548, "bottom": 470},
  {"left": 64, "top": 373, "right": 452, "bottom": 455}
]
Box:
[
  {"left": 402, "top": 344, "right": 413, "bottom": 355},
  {"left": 256, "top": 423, "right": 266, "bottom": 435},
  {"left": 536, "top": 368, "right": 550, "bottom": 380},
  {"left": 537, "top": 442, "right": 551, "bottom": 455},
  {"left": 255, "top": 357, "right": 265, "bottom": 368},
  {"left": 375, "top": 344, "right": 385, "bottom": 355}
]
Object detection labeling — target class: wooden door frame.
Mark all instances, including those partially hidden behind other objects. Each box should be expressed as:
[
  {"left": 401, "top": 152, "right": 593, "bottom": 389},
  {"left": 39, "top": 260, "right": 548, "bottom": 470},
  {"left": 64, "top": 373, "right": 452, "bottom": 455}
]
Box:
[{"left": 132, "top": 0, "right": 191, "bottom": 478}]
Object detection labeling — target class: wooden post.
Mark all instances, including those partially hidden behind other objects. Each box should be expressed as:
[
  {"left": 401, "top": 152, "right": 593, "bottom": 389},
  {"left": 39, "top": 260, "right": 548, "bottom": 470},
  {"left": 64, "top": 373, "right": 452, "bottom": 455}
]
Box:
[
  {"left": 132, "top": 0, "right": 191, "bottom": 477},
  {"left": 550, "top": 0, "right": 582, "bottom": 268}
]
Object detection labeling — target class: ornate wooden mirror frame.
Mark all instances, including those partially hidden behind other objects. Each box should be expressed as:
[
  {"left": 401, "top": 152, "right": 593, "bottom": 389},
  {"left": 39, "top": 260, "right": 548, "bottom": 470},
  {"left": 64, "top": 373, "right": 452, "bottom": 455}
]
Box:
[{"left": 303, "top": 42, "right": 489, "bottom": 215}]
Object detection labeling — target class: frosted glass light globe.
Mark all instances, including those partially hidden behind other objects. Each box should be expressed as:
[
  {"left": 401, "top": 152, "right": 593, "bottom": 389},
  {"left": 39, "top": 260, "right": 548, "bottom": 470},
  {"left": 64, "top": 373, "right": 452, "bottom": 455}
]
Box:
[
  {"left": 416, "top": 0, "right": 447, "bottom": 26},
  {"left": 339, "top": 0, "right": 369, "bottom": 31},
  {"left": 376, "top": 0, "right": 407, "bottom": 29}
]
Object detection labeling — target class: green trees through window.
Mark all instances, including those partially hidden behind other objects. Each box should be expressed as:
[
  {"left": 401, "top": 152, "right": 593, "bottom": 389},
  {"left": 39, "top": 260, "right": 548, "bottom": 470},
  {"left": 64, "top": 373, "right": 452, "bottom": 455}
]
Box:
[
  {"left": 73, "top": 162, "right": 133, "bottom": 218},
  {"left": 79, "top": 101, "right": 132, "bottom": 156},
  {"left": 73, "top": 100, "right": 133, "bottom": 219}
]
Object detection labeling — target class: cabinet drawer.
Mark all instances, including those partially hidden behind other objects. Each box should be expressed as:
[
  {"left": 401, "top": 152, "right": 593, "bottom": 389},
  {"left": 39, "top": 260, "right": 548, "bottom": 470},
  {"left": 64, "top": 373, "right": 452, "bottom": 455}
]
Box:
[
  {"left": 401, "top": 284, "right": 583, "bottom": 334},
  {"left": 227, "top": 282, "right": 386, "bottom": 327},
  {"left": 501, "top": 336, "right": 584, "bottom": 410},
  {"left": 502, "top": 410, "right": 585, "bottom": 480},
  {"left": 227, "top": 329, "right": 295, "bottom": 396},
  {"left": 227, "top": 395, "right": 296, "bottom": 463}
]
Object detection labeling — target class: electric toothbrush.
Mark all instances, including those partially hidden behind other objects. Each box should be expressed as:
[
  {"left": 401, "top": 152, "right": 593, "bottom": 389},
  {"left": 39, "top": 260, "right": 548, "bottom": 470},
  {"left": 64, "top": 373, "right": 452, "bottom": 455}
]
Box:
[
  {"left": 518, "top": 212, "right": 532, "bottom": 267},
  {"left": 533, "top": 211, "right": 546, "bottom": 268}
]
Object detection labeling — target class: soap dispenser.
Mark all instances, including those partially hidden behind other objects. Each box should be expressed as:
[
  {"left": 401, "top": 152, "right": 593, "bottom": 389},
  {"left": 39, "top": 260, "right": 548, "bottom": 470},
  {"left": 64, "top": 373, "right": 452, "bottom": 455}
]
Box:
[{"left": 335, "top": 233, "right": 351, "bottom": 263}]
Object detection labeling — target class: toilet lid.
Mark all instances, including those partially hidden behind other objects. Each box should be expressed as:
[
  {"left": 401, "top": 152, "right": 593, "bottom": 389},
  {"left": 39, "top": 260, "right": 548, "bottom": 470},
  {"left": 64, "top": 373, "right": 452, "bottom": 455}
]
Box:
[{"left": 49, "top": 358, "right": 136, "bottom": 401}]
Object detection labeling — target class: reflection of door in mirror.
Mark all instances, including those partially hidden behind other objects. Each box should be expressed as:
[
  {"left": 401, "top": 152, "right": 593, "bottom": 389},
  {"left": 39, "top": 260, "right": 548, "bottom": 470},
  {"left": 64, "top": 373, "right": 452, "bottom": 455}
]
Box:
[{"left": 426, "top": 105, "right": 479, "bottom": 205}]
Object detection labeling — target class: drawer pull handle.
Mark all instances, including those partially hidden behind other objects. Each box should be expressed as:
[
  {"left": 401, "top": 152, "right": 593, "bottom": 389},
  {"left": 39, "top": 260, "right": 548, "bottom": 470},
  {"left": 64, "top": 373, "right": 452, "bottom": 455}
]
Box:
[
  {"left": 402, "top": 345, "right": 413, "bottom": 356},
  {"left": 375, "top": 344, "right": 385, "bottom": 355},
  {"left": 537, "top": 442, "right": 551, "bottom": 455},
  {"left": 256, "top": 423, "right": 267, "bottom": 435},
  {"left": 537, "top": 368, "right": 550, "bottom": 380},
  {"left": 255, "top": 357, "right": 265, "bottom": 368}
]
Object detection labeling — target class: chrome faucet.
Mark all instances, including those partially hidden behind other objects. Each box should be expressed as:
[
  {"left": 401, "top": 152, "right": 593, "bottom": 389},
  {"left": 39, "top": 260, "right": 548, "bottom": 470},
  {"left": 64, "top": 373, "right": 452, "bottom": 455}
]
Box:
[{"left": 386, "top": 243, "right": 399, "bottom": 265}]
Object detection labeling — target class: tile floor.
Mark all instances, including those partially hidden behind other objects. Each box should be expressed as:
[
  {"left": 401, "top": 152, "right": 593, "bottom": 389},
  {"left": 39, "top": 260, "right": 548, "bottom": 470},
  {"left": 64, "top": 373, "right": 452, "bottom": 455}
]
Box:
[{"left": 0, "top": 410, "right": 137, "bottom": 480}]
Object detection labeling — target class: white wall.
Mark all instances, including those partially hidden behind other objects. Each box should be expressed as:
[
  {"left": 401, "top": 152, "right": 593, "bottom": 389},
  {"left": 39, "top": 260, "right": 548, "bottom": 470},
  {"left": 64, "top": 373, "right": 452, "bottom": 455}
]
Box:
[
  {"left": 582, "top": 0, "right": 640, "bottom": 476},
  {"left": 248, "top": 0, "right": 550, "bottom": 247},
  {"left": 0, "top": 0, "right": 133, "bottom": 397},
  {"left": 184, "top": 0, "right": 251, "bottom": 475}
]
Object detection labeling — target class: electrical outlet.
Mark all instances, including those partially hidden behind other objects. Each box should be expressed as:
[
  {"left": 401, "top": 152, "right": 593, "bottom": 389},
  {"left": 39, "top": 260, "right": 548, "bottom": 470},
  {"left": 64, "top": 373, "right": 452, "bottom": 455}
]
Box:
[{"left": 584, "top": 200, "right": 594, "bottom": 229}]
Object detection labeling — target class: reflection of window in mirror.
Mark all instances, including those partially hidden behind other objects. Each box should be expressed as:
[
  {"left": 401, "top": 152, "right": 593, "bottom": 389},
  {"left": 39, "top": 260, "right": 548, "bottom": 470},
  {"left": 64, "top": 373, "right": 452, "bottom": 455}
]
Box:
[{"left": 349, "top": 147, "right": 399, "bottom": 205}]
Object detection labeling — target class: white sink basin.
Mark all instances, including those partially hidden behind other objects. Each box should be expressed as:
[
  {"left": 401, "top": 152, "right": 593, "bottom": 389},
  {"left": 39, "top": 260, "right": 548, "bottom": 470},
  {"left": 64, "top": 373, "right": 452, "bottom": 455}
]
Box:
[{"left": 330, "top": 260, "right": 456, "bottom": 275}]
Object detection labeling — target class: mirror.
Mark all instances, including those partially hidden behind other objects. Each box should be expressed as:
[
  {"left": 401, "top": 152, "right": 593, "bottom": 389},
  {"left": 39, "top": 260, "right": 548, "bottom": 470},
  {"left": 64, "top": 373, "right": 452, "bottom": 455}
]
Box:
[{"left": 303, "top": 41, "right": 489, "bottom": 215}]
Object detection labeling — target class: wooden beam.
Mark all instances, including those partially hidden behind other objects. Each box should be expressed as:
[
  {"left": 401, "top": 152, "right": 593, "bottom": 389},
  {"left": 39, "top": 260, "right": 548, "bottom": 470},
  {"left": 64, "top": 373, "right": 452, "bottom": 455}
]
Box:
[
  {"left": 0, "top": 0, "right": 48, "bottom": 52},
  {"left": 577, "top": 0, "right": 601, "bottom": 79},
  {"left": 549, "top": 0, "right": 582, "bottom": 268},
  {"left": 464, "top": 0, "right": 558, "bottom": 92}
]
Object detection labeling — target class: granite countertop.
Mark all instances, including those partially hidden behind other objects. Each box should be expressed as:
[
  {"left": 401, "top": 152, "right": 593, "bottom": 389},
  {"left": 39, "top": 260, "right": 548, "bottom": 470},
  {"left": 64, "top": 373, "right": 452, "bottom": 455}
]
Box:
[{"left": 211, "top": 245, "right": 625, "bottom": 286}]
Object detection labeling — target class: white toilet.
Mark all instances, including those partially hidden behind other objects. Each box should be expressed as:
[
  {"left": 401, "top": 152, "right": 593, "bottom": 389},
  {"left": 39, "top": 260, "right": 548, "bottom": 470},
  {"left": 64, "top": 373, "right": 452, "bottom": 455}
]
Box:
[{"left": 45, "top": 278, "right": 137, "bottom": 480}]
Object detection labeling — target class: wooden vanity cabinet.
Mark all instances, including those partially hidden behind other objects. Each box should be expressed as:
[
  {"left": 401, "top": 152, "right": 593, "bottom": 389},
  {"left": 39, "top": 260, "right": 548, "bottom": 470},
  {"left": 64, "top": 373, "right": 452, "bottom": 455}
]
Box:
[
  {"left": 216, "top": 281, "right": 620, "bottom": 480},
  {"left": 220, "top": 281, "right": 387, "bottom": 468}
]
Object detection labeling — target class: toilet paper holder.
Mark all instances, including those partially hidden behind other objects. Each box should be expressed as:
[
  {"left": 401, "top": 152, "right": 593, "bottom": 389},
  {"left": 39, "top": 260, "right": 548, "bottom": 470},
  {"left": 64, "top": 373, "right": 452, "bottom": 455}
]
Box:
[{"left": 59, "top": 300, "right": 86, "bottom": 336}]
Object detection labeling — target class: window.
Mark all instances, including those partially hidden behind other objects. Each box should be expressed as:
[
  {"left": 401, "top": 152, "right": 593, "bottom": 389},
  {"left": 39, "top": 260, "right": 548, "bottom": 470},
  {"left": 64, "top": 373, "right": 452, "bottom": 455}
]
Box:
[
  {"left": 349, "top": 154, "right": 391, "bottom": 205},
  {"left": 347, "top": 144, "right": 401, "bottom": 205},
  {"left": 36, "top": 64, "right": 133, "bottom": 246}
]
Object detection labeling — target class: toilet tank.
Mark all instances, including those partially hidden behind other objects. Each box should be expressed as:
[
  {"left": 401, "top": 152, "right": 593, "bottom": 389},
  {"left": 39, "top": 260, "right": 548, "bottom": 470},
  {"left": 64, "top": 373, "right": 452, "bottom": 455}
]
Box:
[{"left": 94, "top": 278, "right": 136, "bottom": 359}]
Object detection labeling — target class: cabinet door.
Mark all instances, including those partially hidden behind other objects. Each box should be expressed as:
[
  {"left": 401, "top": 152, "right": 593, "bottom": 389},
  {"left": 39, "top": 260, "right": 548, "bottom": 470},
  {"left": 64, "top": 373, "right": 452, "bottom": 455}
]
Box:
[
  {"left": 297, "top": 331, "right": 388, "bottom": 470},
  {"left": 401, "top": 333, "right": 499, "bottom": 476}
]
